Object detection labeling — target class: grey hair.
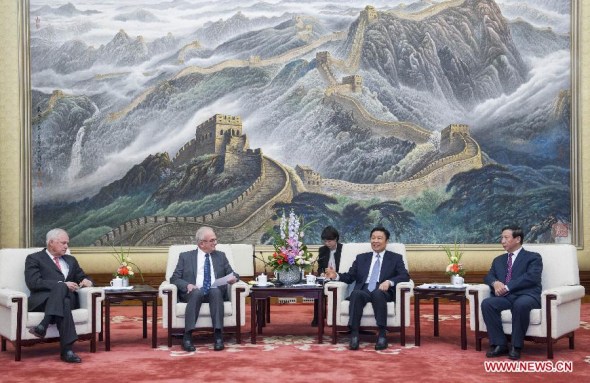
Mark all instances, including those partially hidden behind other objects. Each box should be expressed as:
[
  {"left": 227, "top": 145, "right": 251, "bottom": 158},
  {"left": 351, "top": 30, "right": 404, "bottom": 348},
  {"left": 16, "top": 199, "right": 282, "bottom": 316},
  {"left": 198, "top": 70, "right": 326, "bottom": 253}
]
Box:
[
  {"left": 195, "top": 226, "right": 214, "bottom": 243},
  {"left": 46, "top": 228, "right": 68, "bottom": 245}
]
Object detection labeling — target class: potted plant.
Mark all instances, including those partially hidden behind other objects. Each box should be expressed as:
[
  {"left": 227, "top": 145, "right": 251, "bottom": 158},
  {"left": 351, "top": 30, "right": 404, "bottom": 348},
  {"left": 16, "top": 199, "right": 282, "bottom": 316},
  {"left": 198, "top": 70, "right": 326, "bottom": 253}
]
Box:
[
  {"left": 111, "top": 244, "right": 144, "bottom": 286},
  {"left": 442, "top": 242, "right": 465, "bottom": 285},
  {"left": 267, "top": 209, "right": 315, "bottom": 285}
]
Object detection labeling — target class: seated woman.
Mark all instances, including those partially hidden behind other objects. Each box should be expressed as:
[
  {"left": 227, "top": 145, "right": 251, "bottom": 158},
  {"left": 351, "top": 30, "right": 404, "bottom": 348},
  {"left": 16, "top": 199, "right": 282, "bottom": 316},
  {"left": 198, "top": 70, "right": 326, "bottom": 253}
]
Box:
[{"left": 311, "top": 226, "right": 342, "bottom": 326}]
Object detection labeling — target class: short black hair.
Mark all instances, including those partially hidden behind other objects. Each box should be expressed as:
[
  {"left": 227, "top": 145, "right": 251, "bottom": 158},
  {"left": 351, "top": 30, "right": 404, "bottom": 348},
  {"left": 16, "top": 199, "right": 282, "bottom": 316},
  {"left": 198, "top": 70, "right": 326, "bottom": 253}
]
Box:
[
  {"left": 321, "top": 226, "right": 340, "bottom": 241},
  {"left": 370, "top": 226, "right": 390, "bottom": 240},
  {"left": 501, "top": 225, "right": 524, "bottom": 244}
]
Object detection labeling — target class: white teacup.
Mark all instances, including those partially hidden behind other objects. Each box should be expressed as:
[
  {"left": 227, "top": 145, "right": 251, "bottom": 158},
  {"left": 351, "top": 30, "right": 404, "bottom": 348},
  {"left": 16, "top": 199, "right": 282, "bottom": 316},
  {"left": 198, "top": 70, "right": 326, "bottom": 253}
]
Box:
[
  {"left": 110, "top": 277, "right": 123, "bottom": 288},
  {"left": 306, "top": 274, "right": 317, "bottom": 285},
  {"left": 451, "top": 275, "right": 464, "bottom": 286},
  {"left": 256, "top": 274, "right": 268, "bottom": 286}
]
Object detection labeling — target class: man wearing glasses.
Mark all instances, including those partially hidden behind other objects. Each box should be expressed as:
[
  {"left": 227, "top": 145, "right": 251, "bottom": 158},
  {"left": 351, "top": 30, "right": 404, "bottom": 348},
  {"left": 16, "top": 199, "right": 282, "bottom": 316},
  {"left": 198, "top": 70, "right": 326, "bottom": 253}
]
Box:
[{"left": 171, "top": 226, "right": 238, "bottom": 352}]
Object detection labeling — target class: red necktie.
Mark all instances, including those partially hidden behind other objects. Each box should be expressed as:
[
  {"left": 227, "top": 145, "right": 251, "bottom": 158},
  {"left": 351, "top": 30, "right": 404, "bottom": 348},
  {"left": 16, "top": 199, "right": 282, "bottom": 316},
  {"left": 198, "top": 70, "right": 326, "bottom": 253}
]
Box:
[
  {"left": 53, "top": 256, "right": 63, "bottom": 272},
  {"left": 505, "top": 253, "right": 513, "bottom": 283}
]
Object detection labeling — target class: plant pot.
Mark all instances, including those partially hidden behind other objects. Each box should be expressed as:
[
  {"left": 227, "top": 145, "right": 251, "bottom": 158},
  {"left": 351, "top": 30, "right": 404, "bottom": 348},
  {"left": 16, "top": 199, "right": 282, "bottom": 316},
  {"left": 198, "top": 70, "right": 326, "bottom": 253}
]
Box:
[{"left": 275, "top": 266, "right": 301, "bottom": 285}]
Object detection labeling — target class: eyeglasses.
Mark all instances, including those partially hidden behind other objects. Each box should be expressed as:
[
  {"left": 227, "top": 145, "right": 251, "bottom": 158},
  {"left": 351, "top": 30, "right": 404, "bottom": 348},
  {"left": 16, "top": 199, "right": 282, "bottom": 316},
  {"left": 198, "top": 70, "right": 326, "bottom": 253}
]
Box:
[{"left": 201, "top": 238, "right": 218, "bottom": 243}]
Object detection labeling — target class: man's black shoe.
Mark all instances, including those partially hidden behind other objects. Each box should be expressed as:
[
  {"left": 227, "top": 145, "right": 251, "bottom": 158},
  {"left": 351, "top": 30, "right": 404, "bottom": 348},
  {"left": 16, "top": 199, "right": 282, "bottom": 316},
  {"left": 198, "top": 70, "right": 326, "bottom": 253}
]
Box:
[
  {"left": 29, "top": 324, "right": 46, "bottom": 338},
  {"left": 508, "top": 346, "right": 521, "bottom": 360},
  {"left": 375, "top": 335, "right": 388, "bottom": 350},
  {"left": 214, "top": 337, "right": 224, "bottom": 351},
  {"left": 349, "top": 335, "right": 360, "bottom": 350},
  {"left": 486, "top": 345, "right": 509, "bottom": 357},
  {"left": 60, "top": 350, "right": 82, "bottom": 363},
  {"left": 182, "top": 338, "right": 196, "bottom": 352}
]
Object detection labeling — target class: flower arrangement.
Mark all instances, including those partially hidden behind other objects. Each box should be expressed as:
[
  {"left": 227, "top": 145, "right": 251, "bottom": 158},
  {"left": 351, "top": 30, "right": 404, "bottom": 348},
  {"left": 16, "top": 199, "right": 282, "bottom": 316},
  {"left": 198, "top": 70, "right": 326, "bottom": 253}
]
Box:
[
  {"left": 268, "top": 209, "right": 315, "bottom": 272},
  {"left": 111, "top": 245, "right": 144, "bottom": 281},
  {"left": 443, "top": 242, "right": 466, "bottom": 277}
]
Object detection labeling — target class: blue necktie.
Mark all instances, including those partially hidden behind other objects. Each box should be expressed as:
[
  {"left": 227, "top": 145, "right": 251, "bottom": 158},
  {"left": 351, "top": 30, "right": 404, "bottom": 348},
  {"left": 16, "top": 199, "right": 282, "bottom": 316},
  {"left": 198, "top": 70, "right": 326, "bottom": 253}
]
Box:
[
  {"left": 367, "top": 254, "right": 381, "bottom": 292},
  {"left": 203, "top": 253, "right": 211, "bottom": 295}
]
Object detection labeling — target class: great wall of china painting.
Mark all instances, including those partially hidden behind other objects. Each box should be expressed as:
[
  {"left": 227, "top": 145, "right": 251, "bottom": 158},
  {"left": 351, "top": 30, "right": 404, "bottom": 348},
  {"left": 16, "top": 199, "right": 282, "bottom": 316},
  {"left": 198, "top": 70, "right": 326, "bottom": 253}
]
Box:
[{"left": 29, "top": 0, "right": 574, "bottom": 246}]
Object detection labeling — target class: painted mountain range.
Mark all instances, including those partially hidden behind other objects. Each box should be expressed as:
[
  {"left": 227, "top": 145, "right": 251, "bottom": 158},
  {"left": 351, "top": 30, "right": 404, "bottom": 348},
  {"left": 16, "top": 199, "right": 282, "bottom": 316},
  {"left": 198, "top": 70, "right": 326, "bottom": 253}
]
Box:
[{"left": 30, "top": 0, "right": 572, "bottom": 246}]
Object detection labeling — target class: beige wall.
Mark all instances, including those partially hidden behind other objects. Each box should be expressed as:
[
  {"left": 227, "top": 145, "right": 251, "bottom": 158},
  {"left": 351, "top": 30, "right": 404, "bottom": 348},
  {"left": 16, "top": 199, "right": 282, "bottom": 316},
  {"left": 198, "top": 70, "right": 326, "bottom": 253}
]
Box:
[
  {"left": 0, "top": 1, "right": 25, "bottom": 247},
  {"left": 0, "top": 1, "right": 588, "bottom": 274}
]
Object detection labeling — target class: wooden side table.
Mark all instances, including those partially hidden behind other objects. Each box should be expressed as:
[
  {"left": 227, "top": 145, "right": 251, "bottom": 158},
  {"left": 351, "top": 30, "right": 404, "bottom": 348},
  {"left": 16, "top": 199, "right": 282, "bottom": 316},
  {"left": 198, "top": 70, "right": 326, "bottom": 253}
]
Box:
[
  {"left": 414, "top": 285, "right": 468, "bottom": 350},
  {"left": 250, "top": 285, "right": 325, "bottom": 344},
  {"left": 102, "top": 284, "right": 158, "bottom": 351}
]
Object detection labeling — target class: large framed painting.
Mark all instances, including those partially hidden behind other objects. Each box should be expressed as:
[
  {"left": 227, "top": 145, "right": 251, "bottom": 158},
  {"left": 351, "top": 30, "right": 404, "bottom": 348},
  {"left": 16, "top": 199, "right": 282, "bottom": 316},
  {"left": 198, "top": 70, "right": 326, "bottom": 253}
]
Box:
[{"left": 27, "top": 0, "right": 580, "bottom": 246}]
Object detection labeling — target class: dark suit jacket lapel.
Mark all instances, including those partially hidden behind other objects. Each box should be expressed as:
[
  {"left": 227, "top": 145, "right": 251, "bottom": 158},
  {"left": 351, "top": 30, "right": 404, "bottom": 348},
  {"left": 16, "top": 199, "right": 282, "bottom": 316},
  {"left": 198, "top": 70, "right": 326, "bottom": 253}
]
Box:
[
  {"left": 511, "top": 249, "right": 528, "bottom": 277},
  {"left": 63, "top": 255, "right": 76, "bottom": 280},
  {"left": 379, "top": 251, "right": 392, "bottom": 281},
  {"left": 188, "top": 250, "right": 198, "bottom": 284},
  {"left": 211, "top": 251, "right": 224, "bottom": 278},
  {"left": 335, "top": 243, "right": 343, "bottom": 271},
  {"left": 360, "top": 253, "right": 373, "bottom": 284}
]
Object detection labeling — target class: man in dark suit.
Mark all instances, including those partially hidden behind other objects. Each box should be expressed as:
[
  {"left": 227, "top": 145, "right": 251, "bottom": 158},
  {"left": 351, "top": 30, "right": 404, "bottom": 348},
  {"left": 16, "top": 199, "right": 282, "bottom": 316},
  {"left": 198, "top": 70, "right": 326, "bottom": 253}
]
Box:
[
  {"left": 311, "top": 226, "right": 343, "bottom": 326},
  {"left": 25, "top": 228, "right": 94, "bottom": 363},
  {"left": 326, "top": 227, "right": 410, "bottom": 350},
  {"left": 171, "top": 226, "right": 238, "bottom": 352},
  {"left": 482, "top": 225, "right": 543, "bottom": 360}
]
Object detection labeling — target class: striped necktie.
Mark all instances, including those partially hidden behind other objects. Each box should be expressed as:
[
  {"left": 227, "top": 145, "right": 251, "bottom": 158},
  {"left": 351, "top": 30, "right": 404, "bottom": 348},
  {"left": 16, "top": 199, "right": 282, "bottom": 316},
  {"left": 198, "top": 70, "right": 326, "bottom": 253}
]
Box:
[{"left": 505, "top": 253, "right": 514, "bottom": 283}]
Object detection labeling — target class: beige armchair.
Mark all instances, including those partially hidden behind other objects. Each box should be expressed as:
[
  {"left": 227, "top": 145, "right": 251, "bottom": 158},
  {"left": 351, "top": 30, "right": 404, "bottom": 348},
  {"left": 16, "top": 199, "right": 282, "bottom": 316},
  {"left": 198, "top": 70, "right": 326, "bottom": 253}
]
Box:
[
  {"left": 325, "top": 243, "right": 413, "bottom": 345},
  {"left": 0, "top": 248, "right": 104, "bottom": 361},
  {"left": 466, "top": 244, "right": 585, "bottom": 359},
  {"left": 159, "top": 244, "right": 251, "bottom": 347}
]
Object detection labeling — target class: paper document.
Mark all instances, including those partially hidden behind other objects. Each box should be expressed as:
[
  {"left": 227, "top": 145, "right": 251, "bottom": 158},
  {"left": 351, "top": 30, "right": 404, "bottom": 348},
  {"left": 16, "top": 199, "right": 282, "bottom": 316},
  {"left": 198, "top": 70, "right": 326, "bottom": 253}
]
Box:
[
  {"left": 418, "top": 283, "right": 467, "bottom": 289},
  {"left": 212, "top": 273, "right": 237, "bottom": 287},
  {"left": 103, "top": 286, "right": 134, "bottom": 291}
]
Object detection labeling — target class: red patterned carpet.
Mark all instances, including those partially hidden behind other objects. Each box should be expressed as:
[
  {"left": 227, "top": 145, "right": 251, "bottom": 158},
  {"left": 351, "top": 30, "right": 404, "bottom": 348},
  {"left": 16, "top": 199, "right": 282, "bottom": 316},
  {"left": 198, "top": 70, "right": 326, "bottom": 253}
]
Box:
[{"left": 1, "top": 302, "right": 588, "bottom": 383}]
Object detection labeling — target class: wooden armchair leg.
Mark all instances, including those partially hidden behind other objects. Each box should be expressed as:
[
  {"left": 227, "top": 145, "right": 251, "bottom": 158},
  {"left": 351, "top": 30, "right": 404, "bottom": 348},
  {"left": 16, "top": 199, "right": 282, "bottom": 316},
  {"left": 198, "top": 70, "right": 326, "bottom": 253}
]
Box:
[
  {"left": 235, "top": 288, "right": 243, "bottom": 344},
  {"left": 15, "top": 340, "right": 21, "bottom": 362},
  {"left": 547, "top": 340, "right": 554, "bottom": 360},
  {"left": 400, "top": 326, "right": 405, "bottom": 346}
]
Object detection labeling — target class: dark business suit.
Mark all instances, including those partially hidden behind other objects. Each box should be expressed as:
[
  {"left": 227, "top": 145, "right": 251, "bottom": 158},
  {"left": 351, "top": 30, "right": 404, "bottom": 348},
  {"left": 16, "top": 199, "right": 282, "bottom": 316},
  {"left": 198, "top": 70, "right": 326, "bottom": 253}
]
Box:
[
  {"left": 171, "top": 249, "right": 238, "bottom": 332},
  {"left": 24, "top": 249, "right": 92, "bottom": 350},
  {"left": 312, "top": 243, "right": 343, "bottom": 324},
  {"left": 339, "top": 250, "right": 410, "bottom": 330},
  {"left": 317, "top": 243, "right": 343, "bottom": 273},
  {"left": 482, "top": 248, "right": 543, "bottom": 348}
]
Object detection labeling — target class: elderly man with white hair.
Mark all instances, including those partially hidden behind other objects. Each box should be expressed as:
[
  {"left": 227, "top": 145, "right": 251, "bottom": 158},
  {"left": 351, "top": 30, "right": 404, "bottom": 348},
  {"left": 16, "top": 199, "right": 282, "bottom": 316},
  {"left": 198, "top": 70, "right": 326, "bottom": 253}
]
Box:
[
  {"left": 170, "top": 226, "right": 238, "bottom": 352},
  {"left": 25, "top": 228, "right": 94, "bottom": 363}
]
